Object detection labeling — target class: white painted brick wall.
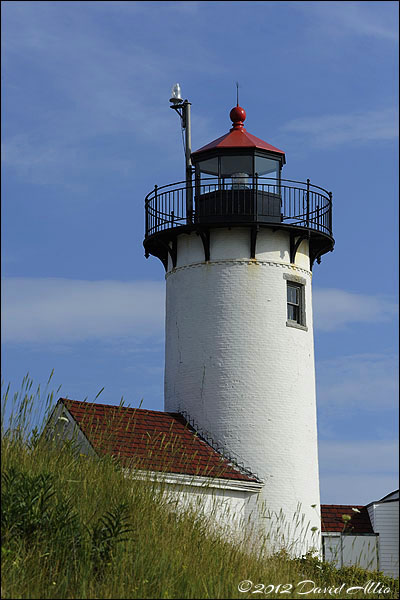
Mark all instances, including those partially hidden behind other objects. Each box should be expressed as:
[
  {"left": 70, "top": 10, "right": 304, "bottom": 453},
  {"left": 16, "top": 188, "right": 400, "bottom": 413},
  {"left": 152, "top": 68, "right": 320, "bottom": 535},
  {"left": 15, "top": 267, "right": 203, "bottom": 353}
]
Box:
[{"left": 164, "top": 227, "right": 321, "bottom": 553}]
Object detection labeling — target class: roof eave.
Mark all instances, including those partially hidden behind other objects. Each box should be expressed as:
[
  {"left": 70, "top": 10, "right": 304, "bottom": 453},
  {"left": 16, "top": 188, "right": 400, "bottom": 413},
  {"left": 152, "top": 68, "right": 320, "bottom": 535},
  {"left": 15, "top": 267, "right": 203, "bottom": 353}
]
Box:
[{"left": 124, "top": 468, "right": 264, "bottom": 492}]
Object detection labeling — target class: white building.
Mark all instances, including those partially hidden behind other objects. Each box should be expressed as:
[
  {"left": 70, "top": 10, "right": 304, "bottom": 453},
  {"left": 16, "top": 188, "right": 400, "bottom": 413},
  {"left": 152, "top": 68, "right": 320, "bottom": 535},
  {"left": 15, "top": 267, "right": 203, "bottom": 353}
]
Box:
[
  {"left": 367, "top": 490, "right": 399, "bottom": 577},
  {"left": 321, "top": 492, "right": 399, "bottom": 577},
  {"left": 45, "top": 398, "right": 399, "bottom": 576},
  {"left": 45, "top": 398, "right": 264, "bottom": 539},
  {"left": 144, "top": 100, "right": 334, "bottom": 554},
  {"left": 45, "top": 99, "right": 338, "bottom": 557},
  {"left": 43, "top": 98, "right": 400, "bottom": 569}
]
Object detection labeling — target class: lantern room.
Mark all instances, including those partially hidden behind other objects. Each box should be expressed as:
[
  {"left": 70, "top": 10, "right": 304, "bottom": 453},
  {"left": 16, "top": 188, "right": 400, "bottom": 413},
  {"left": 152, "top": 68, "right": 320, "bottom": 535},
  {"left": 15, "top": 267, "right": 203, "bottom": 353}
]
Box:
[
  {"left": 192, "top": 105, "right": 285, "bottom": 187},
  {"left": 143, "top": 98, "right": 334, "bottom": 271},
  {"left": 191, "top": 105, "right": 286, "bottom": 224}
]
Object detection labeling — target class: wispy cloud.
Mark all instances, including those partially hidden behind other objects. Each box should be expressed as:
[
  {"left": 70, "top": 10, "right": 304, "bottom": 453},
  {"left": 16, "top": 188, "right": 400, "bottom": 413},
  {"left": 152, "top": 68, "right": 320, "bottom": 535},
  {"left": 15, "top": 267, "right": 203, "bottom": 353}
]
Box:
[
  {"left": 313, "top": 288, "right": 397, "bottom": 331},
  {"left": 1, "top": 278, "right": 165, "bottom": 343},
  {"left": 2, "top": 278, "right": 397, "bottom": 343},
  {"left": 282, "top": 108, "right": 398, "bottom": 148},
  {"left": 297, "top": 1, "right": 398, "bottom": 43},
  {"left": 1, "top": 1, "right": 218, "bottom": 184},
  {"left": 316, "top": 353, "right": 398, "bottom": 412}
]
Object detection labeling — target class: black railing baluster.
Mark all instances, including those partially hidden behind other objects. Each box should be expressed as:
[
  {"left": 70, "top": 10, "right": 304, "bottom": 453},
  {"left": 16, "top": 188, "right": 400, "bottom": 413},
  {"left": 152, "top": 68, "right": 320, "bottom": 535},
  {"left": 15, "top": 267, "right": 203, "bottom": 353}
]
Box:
[
  {"left": 255, "top": 173, "right": 258, "bottom": 219},
  {"left": 144, "top": 178, "right": 333, "bottom": 244},
  {"left": 154, "top": 185, "right": 158, "bottom": 231}
]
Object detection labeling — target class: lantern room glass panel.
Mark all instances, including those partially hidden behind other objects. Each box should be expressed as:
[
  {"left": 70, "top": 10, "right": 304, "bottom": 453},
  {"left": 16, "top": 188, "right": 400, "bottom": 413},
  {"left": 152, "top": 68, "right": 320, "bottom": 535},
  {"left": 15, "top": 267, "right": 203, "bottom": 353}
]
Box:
[
  {"left": 198, "top": 157, "right": 219, "bottom": 177},
  {"left": 255, "top": 156, "right": 280, "bottom": 194},
  {"left": 220, "top": 155, "right": 253, "bottom": 190},
  {"left": 255, "top": 156, "right": 280, "bottom": 180},
  {"left": 220, "top": 155, "right": 253, "bottom": 177}
]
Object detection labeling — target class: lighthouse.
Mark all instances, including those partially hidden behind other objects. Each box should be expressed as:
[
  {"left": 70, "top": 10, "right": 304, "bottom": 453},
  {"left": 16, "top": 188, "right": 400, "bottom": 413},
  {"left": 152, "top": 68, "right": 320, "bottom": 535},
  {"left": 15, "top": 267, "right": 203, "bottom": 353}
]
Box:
[{"left": 143, "top": 89, "right": 334, "bottom": 552}]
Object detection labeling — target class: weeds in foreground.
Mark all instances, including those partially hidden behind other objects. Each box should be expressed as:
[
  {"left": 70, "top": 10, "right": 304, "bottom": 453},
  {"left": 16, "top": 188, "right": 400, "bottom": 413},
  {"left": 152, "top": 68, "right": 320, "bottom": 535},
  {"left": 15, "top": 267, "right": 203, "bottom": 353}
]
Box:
[{"left": 1, "top": 375, "right": 398, "bottom": 599}]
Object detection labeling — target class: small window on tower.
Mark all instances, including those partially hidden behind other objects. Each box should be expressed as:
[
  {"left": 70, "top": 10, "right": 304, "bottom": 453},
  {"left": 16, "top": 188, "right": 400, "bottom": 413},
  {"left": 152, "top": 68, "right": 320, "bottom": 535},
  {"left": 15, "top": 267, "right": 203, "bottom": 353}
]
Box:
[{"left": 286, "top": 281, "right": 306, "bottom": 329}]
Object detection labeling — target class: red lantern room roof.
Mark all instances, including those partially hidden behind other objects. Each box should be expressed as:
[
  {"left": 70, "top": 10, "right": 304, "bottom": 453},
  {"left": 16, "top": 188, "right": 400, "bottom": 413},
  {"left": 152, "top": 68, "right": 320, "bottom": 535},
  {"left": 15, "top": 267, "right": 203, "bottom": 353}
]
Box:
[{"left": 192, "top": 105, "right": 285, "bottom": 160}]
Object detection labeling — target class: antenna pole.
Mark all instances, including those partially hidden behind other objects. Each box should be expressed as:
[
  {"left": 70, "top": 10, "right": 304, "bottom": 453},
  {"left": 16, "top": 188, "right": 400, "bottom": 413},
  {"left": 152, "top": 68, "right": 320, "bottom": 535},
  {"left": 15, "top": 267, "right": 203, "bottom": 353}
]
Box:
[
  {"left": 182, "top": 100, "right": 193, "bottom": 222},
  {"left": 236, "top": 81, "right": 239, "bottom": 106},
  {"left": 170, "top": 87, "right": 193, "bottom": 223}
]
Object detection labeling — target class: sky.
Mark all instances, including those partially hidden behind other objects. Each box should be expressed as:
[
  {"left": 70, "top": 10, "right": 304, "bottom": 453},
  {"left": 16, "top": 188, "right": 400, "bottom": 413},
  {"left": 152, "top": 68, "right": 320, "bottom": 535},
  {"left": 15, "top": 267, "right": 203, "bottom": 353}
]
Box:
[{"left": 1, "top": 1, "right": 398, "bottom": 504}]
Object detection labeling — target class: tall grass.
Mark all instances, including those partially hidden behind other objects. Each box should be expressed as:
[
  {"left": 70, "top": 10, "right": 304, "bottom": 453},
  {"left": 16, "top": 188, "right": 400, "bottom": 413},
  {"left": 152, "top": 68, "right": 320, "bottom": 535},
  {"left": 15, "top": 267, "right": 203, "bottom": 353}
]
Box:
[{"left": 1, "top": 375, "right": 398, "bottom": 599}]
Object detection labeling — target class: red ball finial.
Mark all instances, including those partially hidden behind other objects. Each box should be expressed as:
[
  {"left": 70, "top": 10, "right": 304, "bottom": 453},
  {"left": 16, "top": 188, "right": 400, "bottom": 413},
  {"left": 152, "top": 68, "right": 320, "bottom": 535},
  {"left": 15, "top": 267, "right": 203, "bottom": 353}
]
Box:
[{"left": 230, "top": 105, "right": 246, "bottom": 130}]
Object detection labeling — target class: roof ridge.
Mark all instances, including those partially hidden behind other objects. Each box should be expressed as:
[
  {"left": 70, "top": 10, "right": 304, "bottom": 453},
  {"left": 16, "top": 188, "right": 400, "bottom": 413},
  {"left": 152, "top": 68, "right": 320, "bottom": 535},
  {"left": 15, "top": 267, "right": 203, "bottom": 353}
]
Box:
[
  {"left": 61, "top": 398, "right": 181, "bottom": 418},
  {"left": 321, "top": 504, "right": 365, "bottom": 508}
]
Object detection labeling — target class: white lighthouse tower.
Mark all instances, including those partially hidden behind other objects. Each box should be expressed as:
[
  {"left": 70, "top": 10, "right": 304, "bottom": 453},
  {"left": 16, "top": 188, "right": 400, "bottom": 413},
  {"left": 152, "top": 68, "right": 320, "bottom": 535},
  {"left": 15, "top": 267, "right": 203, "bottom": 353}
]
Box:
[{"left": 144, "top": 92, "right": 334, "bottom": 553}]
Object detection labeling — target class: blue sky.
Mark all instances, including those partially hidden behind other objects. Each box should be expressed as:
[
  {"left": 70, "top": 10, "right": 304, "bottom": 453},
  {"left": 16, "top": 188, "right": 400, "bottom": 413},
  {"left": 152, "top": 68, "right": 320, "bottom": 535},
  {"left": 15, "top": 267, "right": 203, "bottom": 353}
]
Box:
[{"left": 1, "top": 1, "right": 398, "bottom": 504}]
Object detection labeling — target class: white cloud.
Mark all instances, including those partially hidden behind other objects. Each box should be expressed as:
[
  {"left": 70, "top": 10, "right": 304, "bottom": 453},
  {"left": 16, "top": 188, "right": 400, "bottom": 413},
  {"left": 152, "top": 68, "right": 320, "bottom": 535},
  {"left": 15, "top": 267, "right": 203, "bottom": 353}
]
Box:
[
  {"left": 319, "top": 439, "right": 399, "bottom": 504},
  {"left": 313, "top": 288, "right": 397, "bottom": 331},
  {"left": 282, "top": 108, "right": 398, "bottom": 148},
  {"left": 1, "top": 278, "right": 165, "bottom": 343},
  {"left": 2, "top": 279, "right": 397, "bottom": 344},
  {"left": 297, "top": 1, "right": 398, "bottom": 42},
  {"left": 316, "top": 353, "right": 398, "bottom": 412}
]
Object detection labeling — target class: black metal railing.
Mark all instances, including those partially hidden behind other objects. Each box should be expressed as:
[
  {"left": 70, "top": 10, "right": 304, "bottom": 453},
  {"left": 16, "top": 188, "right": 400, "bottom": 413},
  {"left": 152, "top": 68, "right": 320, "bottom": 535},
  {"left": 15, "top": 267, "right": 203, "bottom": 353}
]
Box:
[{"left": 145, "top": 177, "right": 332, "bottom": 239}]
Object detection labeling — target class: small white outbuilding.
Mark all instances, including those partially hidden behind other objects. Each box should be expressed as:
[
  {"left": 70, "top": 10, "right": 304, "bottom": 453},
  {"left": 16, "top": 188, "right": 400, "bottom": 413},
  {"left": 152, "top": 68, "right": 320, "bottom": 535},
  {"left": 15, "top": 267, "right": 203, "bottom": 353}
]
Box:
[
  {"left": 321, "top": 491, "right": 399, "bottom": 578},
  {"left": 367, "top": 489, "right": 399, "bottom": 578},
  {"left": 45, "top": 397, "right": 398, "bottom": 575},
  {"left": 45, "top": 398, "right": 264, "bottom": 538}
]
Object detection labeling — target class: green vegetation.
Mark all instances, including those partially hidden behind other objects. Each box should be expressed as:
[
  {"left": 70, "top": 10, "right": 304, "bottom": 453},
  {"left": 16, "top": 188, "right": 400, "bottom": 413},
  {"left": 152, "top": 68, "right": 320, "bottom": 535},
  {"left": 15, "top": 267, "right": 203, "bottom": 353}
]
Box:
[{"left": 1, "top": 375, "right": 398, "bottom": 599}]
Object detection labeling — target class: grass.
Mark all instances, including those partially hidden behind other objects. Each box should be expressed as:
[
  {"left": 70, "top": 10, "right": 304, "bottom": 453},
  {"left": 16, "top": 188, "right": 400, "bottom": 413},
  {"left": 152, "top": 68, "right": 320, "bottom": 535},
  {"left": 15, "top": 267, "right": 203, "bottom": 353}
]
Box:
[{"left": 1, "top": 375, "right": 399, "bottom": 599}]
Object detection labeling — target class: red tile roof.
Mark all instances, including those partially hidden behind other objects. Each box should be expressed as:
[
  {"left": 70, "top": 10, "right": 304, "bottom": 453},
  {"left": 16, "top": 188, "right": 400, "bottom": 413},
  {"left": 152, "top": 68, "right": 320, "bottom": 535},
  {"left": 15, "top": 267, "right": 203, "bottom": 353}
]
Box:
[
  {"left": 320, "top": 504, "right": 374, "bottom": 534},
  {"left": 61, "top": 399, "right": 258, "bottom": 482}
]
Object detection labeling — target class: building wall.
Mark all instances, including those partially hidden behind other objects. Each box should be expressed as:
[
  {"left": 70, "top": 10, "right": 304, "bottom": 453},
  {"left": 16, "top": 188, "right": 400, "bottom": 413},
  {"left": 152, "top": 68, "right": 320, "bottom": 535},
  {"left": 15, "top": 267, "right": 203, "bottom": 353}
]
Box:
[
  {"left": 159, "top": 482, "right": 259, "bottom": 542},
  {"left": 45, "top": 404, "right": 263, "bottom": 546},
  {"left": 368, "top": 504, "right": 375, "bottom": 530},
  {"left": 44, "top": 402, "right": 95, "bottom": 456},
  {"left": 164, "top": 227, "right": 321, "bottom": 554},
  {"left": 368, "top": 501, "right": 399, "bottom": 578},
  {"left": 323, "top": 534, "right": 341, "bottom": 566},
  {"left": 322, "top": 534, "right": 379, "bottom": 571}
]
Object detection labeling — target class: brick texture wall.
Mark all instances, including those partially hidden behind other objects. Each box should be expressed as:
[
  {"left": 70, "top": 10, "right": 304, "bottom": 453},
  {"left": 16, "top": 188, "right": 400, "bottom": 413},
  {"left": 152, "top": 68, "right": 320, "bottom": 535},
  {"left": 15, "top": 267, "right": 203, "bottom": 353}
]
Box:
[{"left": 164, "top": 227, "right": 321, "bottom": 553}]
